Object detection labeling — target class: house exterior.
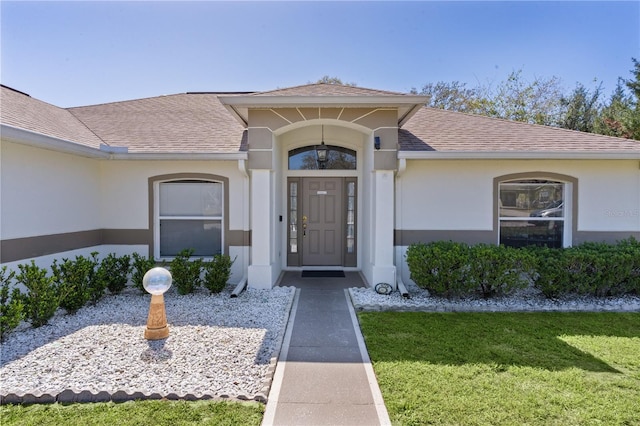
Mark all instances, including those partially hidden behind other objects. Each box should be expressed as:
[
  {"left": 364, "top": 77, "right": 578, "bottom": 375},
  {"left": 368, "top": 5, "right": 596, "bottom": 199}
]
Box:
[{"left": 1, "top": 83, "right": 639, "bottom": 290}]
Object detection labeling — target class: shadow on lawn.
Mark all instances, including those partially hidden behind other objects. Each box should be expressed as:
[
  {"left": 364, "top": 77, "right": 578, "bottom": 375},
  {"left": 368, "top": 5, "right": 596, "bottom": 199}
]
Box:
[{"left": 360, "top": 312, "right": 640, "bottom": 373}]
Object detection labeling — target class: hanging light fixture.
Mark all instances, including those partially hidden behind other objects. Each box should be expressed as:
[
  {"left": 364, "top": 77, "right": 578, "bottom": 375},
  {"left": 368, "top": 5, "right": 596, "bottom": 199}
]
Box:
[{"left": 315, "top": 125, "right": 328, "bottom": 169}]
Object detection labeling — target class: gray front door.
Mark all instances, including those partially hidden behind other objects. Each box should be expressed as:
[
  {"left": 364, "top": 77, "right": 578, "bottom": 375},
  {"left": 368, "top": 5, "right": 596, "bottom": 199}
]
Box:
[{"left": 302, "top": 177, "right": 343, "bottom": 265}]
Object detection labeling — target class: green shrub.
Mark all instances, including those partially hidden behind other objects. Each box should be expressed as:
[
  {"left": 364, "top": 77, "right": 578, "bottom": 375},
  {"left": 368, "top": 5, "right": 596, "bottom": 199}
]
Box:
[
  {"left": 528, "top": 247, "right": 567, "bottom": 298},
  {"left": 131, "top": 252, "right": 157, "bottom": 293},
  {"left": 468, "top": 244, "right": 534, "bottom": 297},
  {"left": 170, "top": 249, "right": 203, "bottom": 295},
  {"left": 0, "top": 266, "right": 24, "bottom": 341},
  {"left": 97, "top": 253, "right": 132, "bottom": 295},
  {"left": 406, "top": 241, "right": 473, "bottom": 297},
  {"left": 15, "top": 261, "right": 60, "bottom": 327},
  {"left": 530, "top": 239, "right": 640, "bottom": 298},
  {"left": 407, "top": 239, "right": 639, "bottom": 300},
  {"left": 203, "top": 254, "right": 235, "bottom": 294},
  {"left": 607, "top": 237, "right": 640, "bottom": 294},
  {"left": 52, "top": 254, "right": 98, "bottom": 314}
]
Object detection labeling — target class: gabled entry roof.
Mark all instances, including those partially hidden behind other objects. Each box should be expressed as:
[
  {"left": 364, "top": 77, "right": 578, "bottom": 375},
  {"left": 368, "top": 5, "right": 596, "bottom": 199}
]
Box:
[{"left": 218, "top": 83, "right": 429, "bottom": 127}]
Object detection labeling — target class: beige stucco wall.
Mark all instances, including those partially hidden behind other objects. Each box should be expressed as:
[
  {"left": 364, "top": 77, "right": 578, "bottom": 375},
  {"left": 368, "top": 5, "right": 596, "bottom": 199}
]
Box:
[
  {"left": 1, "top": 140, "right": 249, "bottom": 283},
  {"left": 396, "top": 158, "right": 640, "bottom": 235},
  {"left": 99, "top": 160, "right": 247, "bottom": 231},
  {"left": 1, "top": 140, "right": 102, "bottom": 239}
]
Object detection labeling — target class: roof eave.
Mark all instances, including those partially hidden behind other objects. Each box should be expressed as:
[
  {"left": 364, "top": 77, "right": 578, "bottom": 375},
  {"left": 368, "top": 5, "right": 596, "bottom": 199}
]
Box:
[
  {"left": 218, "top": 95, "right": 429, "bottom": 127},
  {"left": 108, "top": 152, "right": 248, "bottom": 161},
  {"left": 1, "top": 124, "right": 248, "bottom": 161},
  {"left": 1, "top": 124, "right": 110, "bottom": 159},
  {"left": 398, "top": 150, "right": 640, "bottom": 160}
]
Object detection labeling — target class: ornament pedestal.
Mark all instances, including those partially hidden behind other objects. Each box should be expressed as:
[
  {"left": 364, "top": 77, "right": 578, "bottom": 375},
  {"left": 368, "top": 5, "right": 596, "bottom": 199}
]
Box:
[{"left": 144, "top": 294, "right": 169, "bottom": 340}]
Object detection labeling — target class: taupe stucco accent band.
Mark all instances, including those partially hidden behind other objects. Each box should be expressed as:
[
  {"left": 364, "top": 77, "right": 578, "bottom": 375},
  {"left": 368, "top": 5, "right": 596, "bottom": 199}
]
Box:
[
  {"left": 227, "top": 230, "right": 251, "bottom": 247},
  {"left": 394, "top": 229, "right": 640, "bottom": 247},
  {"left": 573, "top": 231, "right": 640, "bottom": 245},
  {"left": 394, "top": 230, "right": 495, "bottom": 246},
  {"left": 1, "top": 229, "right": 147, "bottom": 263},
  {"left": 1, "top": 229, "right": 250, "bottom": 264},
  {"left": 374, "top": 150, "right": 398, "bottom": 170}
]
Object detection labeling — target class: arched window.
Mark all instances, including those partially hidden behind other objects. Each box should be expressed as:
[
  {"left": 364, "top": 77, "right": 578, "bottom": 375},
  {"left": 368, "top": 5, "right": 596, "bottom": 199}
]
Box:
[
  {"left": 288, "top": 145, "right": 356, "bottom": 170},
  {"left": 498, "top": 179, "right": 567, "bottom": 248}
]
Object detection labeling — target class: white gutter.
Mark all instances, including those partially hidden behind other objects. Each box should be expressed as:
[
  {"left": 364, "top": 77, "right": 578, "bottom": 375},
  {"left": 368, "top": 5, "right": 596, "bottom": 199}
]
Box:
[
  {"left": 1, "top": 124, "right": 248, "bottom": 161},
  {"left": 1, "top": 124, "right": 110, "bottom": 159},
  {"left": 107, "top": 152, "right": 248, "bottom": 161},
  {"left": 396, "top": 276, "right": 410, "bottom": 298},
  {"left": 230, "top": 275, "right": 248, "bottom": 298},
  {"left": 398, "top": 150, "right": 640, "bottom": 160}
]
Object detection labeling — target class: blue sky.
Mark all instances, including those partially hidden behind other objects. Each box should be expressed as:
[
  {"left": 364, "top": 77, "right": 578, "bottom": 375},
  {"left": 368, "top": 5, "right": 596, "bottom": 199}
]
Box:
[{"left": 1, "top": 1, "right": 638, "bottom": 107}]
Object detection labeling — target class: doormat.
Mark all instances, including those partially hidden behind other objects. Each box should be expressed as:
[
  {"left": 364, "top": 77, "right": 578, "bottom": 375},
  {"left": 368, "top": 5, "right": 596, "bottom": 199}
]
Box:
[{"left": 301, "top": 270, "right": 345, "bottom": 278}]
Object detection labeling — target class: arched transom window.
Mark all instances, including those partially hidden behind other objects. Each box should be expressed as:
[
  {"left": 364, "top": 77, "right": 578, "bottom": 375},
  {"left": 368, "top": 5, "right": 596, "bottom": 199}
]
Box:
[{"left": 288, "top": 145, "right": 356, "bottom": 170}]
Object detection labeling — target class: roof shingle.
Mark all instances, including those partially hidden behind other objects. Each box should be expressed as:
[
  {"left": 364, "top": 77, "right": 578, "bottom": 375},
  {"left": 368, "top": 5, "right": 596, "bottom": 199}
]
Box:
[
  {"left": 3, "top": 84, "right": 639, "bottom": 156},
  {"left": 253, "top": 82, "right": 405, "bottom": 97},
  {"left": 68, "top": 93, "right": 247, "bottom": 154},
  {"left": 1, "top": 85, "right": 104, "bottom": 149},
  {"left": 400, "top": 107, "right": 640, "bottom": 152}
]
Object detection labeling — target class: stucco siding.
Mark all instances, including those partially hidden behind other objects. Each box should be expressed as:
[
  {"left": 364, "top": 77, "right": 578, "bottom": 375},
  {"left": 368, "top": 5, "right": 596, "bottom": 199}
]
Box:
[
  {"left": 396, "top": 159, "right": 640, "bottom": 243},
  {"left": 576, "top": 161, "right": 639, "bottom": 232},
  {"left": 1, "top": 141, "right": 101, "bottom": 240},
  {"left": 397, "top": 160, "right": 494, "bottom": 231},
  {"left": 99, "top": 160, "right": 247, "bottom": 231}
]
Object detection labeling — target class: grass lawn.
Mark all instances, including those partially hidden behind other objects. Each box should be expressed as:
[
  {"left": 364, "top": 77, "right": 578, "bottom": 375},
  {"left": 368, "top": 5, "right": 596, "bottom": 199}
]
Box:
[
  {"left": 359, "top": 312, "right": 640, "bottom": 426},
  {"left": 0, "top": 399, "right": 264, "bottom": 426}
]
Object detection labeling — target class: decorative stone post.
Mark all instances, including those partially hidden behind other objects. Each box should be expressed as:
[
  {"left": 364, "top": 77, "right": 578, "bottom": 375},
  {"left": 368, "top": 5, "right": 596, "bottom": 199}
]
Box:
[{"left": 143, "top": 267, "right": 172, "bottom": 340}]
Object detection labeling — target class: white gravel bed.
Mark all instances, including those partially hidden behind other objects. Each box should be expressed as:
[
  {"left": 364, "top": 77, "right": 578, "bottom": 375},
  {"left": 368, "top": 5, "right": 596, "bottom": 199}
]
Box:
[
  {"left": 349, "top": 280, "right": 640, "bottom": 313},
  {"left": 0, "top": 285, "right": 295, "bottom": 403}
]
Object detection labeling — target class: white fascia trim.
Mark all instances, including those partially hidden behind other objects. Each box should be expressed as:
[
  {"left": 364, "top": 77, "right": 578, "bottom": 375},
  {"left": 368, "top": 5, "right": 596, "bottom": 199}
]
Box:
[
  {"left": 398, "top": 150, "right": 640, "bottom": 160},
  {"left": 1, "top": 124, "right": 248, "bottom": 161},
  {"left": 1, "top": 124, "right": 110, "bottom": 158},
  {"left": 108, "top": 152, "right": 248, "bottom": 161}
]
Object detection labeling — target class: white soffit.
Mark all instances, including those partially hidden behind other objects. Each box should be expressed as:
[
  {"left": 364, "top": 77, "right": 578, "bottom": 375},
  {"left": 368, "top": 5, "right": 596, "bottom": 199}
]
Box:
[{"left": 218, "top": 95, "right": 429, "bottom": 127}]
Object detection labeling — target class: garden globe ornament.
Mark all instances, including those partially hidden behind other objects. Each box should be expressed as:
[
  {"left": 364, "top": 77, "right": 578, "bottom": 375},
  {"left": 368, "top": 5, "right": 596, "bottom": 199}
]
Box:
[{"left": 143, "top": 267, "right": 172, "bottom": 340}]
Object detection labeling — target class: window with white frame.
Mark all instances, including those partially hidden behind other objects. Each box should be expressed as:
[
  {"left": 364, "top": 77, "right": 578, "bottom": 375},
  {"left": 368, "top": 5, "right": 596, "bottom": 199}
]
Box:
[
  {"left": 156, "top": 180, "right": 223, "bottom": 258},
  {"left": 498, "top": 180, "right": 566, "bottom": 248}
]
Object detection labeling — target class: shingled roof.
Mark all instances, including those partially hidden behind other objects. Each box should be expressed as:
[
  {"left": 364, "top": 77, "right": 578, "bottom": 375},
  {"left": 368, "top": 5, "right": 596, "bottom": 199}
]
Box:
[
  {"left": 253, "top": 82, "right": 405, "bottom": 97},
  {"left": 2, "top": 83, "right": 639, "bottom": 157},
  {"left": 0, "top": 85, "right": 103, "bottom": 149},
  {"left": 68, "top": 93, "right": 247, "bottom": 154},
  {"left": 400, "top": 107, "right": 640, "bottom": 153}
]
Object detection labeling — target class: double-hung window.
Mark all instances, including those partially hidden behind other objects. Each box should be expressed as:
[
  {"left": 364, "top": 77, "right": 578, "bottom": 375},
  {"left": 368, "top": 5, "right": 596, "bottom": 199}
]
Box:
[
  {"left": 498, "top": 180, "right": 567, "bottom": 248},
  {"left": 156, "top": 180, "right": 223, "bottom": 258}
]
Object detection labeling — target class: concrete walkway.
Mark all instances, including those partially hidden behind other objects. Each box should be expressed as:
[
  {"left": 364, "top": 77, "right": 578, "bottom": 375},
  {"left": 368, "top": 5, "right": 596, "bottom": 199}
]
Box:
[{"left": 262, "top": 272, "right": 390, "bottom": 426}]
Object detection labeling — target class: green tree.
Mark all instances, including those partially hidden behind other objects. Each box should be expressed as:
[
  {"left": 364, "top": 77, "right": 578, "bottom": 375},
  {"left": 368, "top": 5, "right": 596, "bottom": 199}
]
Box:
[
  {"left": 623, "top": 58, "right": 640, "bottom": 140},
  {"left": 411, "top": 81, "right": 488, "bottom": 113},
  {"left": 488, "top": 70, "right": 564, "bottom": 125},
  {"left": 314, "top": 76, "right": 357, "bottom": 86},
  {"left": 560, "top": 81, "right": 603, "bottom": 133},
  {"left": 595, "top": 79, "right": 635, "bottom": 138}
]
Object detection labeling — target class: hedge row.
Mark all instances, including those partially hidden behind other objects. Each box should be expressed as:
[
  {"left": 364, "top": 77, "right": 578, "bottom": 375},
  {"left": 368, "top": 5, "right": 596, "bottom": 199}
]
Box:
[
  {"left": 0, "top": 250, "right": 234, "bottom": 340},
  {"left": 406, "top": 238, "right": 640, "bottom": 299}
]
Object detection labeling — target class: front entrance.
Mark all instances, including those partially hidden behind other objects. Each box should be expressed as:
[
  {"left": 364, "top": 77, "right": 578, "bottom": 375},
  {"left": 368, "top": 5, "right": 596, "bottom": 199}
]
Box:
[
  {"left": 303, "top": 177, "right": 343, "bottom": 265},
  {"left": 287, "top": 177, "right": 357, "bottom": 267}
]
